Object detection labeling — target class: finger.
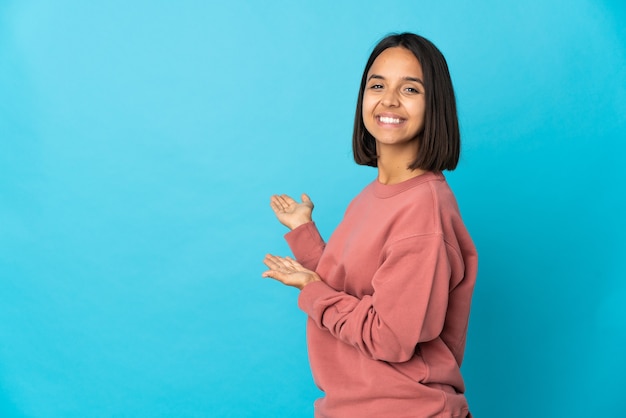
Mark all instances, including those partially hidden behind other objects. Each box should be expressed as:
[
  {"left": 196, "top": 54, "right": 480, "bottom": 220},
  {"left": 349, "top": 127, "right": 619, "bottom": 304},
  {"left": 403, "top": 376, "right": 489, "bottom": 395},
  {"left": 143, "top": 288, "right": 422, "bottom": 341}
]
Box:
[
  {"left": 261, "top": 269, "right": 279, "bottom": 279},
  {"left": 270, "top": 195, "right": 285, "bottom": 212},
  {"left": 281, "top": 258, "right": 297, "bottom": 271},
  {"left": 283, "top": 256, "right": 300, "bottom": 267},
  {"left": 280, "top": 194, "right": 296, "bottom": 206},
  {"left": 301, "top": 193, "right": 314, "bottom": 209},
  {"left": 262, "top": 268, "right": 287, "bottom": 283},
  {"left": 263, "top": 254, "right": 291, "bottom": 271},
  {"left": 270, "top": 195, "right": 284, "bottom": 212},
  {"left": 273, "top": 255, "right": 295, "bottom": 271},
  {"left": 283, "top": 256, "right": 302, "bottom": 270},
  {"left": 263, "top": 254, "right": 283, "bottom": 270},
  {"left": 262, "top": 269, "right": 301, "bottom": 289}
]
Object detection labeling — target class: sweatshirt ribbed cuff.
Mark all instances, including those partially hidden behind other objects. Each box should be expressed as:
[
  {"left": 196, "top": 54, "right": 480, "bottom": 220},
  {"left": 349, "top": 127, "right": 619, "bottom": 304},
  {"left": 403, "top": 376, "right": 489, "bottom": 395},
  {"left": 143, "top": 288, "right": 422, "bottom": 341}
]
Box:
[
  {"left": 298, "top": 280, "right": 336, "bottom": 319},
  {"left": 285, "top": 221, "right": 324, "bottom": 263}
]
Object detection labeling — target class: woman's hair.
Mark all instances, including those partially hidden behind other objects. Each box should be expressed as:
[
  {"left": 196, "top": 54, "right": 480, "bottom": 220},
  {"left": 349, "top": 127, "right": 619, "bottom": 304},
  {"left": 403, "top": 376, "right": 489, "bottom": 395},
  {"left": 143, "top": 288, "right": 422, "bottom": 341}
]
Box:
[{"left": 352, "top": 32, "right": 460, "bottom": 171}]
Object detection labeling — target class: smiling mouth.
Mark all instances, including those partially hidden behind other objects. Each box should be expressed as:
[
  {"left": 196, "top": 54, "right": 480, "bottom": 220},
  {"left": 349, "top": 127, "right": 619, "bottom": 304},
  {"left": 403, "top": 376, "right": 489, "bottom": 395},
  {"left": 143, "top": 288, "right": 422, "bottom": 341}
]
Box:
[{"left": 377, "top": 116, "right": 404, "bottom": 125}]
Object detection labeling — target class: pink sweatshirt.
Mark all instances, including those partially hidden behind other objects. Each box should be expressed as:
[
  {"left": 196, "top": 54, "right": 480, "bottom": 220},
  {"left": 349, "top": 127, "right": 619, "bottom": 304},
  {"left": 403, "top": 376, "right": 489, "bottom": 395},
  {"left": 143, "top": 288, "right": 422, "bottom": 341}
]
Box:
[{"left": 285, "top": 171, "right": 477, "bottom": 418}]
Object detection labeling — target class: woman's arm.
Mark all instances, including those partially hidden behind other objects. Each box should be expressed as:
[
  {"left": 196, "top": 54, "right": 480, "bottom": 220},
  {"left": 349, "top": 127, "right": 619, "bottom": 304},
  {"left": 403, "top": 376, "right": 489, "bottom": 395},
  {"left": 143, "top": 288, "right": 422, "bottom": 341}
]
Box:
[
  {"left": 283, "top": 222, "right": 326, "bottom": 271},
  {"left": 298, "top": 234, "right": 464, "bottom": 363},
  {"left": 269, "top": 193, "right": 326, "bottom": 270}
]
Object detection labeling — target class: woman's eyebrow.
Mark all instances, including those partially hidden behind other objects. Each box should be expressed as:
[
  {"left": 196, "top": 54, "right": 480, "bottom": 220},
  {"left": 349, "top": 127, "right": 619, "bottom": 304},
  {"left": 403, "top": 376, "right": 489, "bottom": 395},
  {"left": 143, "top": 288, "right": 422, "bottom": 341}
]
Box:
[
  {"left": 404, "top": 76, "right": 424, "bottom": 85},
  {"left": 367, "top": 74, "right": 385, "bottom": 81},
  {"left": 367, "top": 74, "right": 424, "bottom": 85}
]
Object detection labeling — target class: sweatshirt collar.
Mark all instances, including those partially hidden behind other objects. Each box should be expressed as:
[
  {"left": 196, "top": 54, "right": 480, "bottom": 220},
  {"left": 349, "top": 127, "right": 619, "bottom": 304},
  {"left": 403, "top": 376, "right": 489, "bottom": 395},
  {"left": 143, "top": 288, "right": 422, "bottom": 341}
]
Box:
[{"left": 372, "top": 171, "right": 444, "bottom": 198}]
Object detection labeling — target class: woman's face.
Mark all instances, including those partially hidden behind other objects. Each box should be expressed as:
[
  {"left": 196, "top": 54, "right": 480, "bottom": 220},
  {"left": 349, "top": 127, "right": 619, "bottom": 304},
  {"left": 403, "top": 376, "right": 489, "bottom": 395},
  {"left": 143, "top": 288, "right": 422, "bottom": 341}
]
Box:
[{"left": 362, "top": 47, "right": 426, "bottom": 147}]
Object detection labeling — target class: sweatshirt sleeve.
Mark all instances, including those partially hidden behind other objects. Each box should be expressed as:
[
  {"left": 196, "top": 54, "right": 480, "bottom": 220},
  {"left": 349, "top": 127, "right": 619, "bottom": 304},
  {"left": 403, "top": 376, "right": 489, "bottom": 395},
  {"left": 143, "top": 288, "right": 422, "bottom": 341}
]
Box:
[
  {"left": 284, "top": 222, "right": 326, "bottom": 271},
  {"left": 298, "top": 233, "right": 458, "bottom": 363}
]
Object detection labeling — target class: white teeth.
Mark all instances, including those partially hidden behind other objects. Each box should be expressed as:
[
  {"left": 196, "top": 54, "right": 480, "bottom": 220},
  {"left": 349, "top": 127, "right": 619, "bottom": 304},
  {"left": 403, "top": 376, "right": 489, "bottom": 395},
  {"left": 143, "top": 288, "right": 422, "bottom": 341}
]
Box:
[{"left": 379, "top": 116, "right": 402, "bottom": 124}]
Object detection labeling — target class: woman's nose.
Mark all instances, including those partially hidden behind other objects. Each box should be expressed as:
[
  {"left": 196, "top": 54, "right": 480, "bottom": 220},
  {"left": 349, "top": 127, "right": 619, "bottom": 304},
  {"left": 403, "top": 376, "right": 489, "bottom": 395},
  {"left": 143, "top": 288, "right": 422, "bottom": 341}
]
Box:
[{"left": 381, "top": 89, "right": 400, "bottom": 107}]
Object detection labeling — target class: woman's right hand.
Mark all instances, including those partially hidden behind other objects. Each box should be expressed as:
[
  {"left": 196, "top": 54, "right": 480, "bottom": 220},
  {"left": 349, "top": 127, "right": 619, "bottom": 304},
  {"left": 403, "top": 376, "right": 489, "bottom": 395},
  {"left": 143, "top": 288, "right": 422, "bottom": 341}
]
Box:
[{"left": 269, "top": 193, "right": 314, "bottom": 230}]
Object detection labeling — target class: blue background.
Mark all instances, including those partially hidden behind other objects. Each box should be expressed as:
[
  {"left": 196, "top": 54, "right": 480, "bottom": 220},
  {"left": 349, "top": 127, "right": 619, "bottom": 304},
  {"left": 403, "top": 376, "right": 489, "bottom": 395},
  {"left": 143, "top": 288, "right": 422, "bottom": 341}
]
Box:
[{"left": 1, "top": 1, "right": 625, "bottom": 417}]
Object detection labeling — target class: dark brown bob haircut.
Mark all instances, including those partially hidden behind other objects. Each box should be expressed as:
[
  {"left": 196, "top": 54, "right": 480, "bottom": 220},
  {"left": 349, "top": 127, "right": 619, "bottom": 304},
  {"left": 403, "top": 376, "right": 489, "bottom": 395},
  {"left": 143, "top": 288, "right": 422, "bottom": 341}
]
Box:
[{"left": 353, "top": 32, "right": 460, "bottom": 171}]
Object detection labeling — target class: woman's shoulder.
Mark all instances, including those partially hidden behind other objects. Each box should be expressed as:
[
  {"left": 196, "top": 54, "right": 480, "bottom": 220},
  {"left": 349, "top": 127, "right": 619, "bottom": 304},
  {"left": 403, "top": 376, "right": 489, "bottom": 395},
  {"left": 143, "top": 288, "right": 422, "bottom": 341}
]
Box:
[
  {"left": 388, "top": 174, "right": 464, "bottom": 237},
  {"left": 397, "top": 172, "right": 459, "bottom": 212}
]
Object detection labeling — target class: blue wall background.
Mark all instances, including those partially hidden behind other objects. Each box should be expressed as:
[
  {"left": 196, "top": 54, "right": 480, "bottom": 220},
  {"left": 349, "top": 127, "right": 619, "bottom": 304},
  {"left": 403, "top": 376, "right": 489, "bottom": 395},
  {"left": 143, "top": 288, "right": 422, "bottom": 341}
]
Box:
[{"left": 1, "top": 1, "right": 624, "bottom": 417}]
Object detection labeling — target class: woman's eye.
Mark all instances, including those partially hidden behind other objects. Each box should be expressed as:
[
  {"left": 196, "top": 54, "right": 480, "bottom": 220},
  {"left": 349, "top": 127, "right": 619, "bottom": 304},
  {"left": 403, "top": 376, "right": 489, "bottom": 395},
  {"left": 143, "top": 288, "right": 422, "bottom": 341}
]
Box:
[
  {"left": 405, "top": 87, "right": 420, "bottom": 94},
  {"left": 369, "top": 84, "right": 383, "bottom": 90}
]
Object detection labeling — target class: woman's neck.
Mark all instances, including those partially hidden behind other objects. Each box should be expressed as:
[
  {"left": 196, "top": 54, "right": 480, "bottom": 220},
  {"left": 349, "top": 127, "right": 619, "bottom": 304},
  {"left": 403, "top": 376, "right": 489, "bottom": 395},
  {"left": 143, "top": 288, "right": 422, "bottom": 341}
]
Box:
[{"left": 376, "top": 142, "right": 426, "bottom": 185}]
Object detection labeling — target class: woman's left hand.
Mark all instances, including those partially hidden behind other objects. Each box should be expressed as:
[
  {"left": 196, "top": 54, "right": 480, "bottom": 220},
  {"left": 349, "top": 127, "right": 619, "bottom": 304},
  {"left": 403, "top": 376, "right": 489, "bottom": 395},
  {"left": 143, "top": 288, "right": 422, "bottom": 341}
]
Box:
[{"left": 262, "top": 254, "right": 321, "bottom": 290}]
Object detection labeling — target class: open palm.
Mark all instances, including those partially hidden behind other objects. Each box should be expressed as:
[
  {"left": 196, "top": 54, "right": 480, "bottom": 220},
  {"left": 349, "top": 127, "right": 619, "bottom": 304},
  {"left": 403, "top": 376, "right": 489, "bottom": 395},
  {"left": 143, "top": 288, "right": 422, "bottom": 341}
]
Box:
[
  {"left": 262, "top": 254, "right": 320, "bottom": 290},
  {"left": 270, "top": 193, "right": 314, "bottom": 230}
]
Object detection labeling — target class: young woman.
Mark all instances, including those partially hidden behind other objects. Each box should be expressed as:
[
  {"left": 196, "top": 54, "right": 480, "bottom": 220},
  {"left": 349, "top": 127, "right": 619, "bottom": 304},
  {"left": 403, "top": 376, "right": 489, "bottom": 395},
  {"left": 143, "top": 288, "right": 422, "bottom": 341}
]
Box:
[{"left": 262, "top": 33, "right": 477, "bottom": 418}]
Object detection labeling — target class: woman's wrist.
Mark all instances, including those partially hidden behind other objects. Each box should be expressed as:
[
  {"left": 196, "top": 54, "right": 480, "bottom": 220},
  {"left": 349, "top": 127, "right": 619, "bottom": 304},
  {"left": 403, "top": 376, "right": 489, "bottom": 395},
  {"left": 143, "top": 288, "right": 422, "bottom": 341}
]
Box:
[
  {"left": 288, "top": 218, "right": 312, "bottom": 230},
  {"left": 298, "top": 273, "right": 321, "bottom": 290}
]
